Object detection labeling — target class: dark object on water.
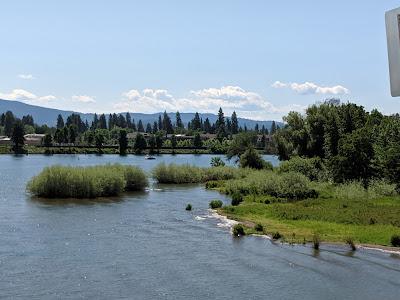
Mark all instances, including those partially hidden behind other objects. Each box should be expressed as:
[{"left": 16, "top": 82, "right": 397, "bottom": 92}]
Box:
[
  {"left": 186, "top": 204, "right": 192, "bottom": 211},
  {"left": 145, "top": 155, "right": 156, "bottom": 160}
]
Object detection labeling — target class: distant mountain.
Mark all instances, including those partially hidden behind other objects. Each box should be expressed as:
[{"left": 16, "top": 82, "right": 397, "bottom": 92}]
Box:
[{"left": 0, "top": 99, "right": 282, "bottom": 130}]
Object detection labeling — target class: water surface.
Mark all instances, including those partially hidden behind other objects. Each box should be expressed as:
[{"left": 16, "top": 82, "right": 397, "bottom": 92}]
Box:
[{"left": 0, "top": 154, "right": 399, "bottom": 299}]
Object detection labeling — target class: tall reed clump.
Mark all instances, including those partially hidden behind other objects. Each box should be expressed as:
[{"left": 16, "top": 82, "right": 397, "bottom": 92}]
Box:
[
  {"left": 27, "top": 164, "right": 148, "bottom": 198},
  {"left": 152, "top": 163, "right": 243, "bottom": 184}
]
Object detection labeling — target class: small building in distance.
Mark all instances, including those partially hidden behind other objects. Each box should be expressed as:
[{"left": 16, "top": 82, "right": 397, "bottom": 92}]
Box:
[
  {"left": 24, "top": 134, "right": 45, "bottom": 145},
  {"left": 0, "top": 136, "right": 11, "bottom": 145}
]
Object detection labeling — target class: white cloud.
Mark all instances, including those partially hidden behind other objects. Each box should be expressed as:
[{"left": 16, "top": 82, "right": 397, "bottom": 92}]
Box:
[
  {"left": 18, "top": 74, "right": 34, "bottom": 80},
  {"left": 272, "top": 81, "right": 350, "bottom": 95},
  {"left": 72, "top": 95, "right": 96, "bottom": 103},
  {"left": 114, "top": 86, "right": 304, "bottom": 120},
  {"left": 0, "top": 89, "right": 56, "bottom": 105}
]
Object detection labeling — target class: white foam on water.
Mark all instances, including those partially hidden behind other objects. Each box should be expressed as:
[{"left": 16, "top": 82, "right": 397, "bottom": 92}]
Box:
[
  {"left": 207, "top": 210, "right": 239, "bottom": 231},
  {"left": 195, "top": 216, "right": 206, "bottom": 221}
]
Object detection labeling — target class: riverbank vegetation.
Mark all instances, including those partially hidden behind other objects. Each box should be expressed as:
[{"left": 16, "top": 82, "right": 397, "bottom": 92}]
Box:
[{"left": 27, "top": 164, "right": 148, "bottom": 198}]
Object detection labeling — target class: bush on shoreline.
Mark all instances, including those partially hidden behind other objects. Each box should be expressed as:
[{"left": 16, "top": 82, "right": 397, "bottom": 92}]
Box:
[
  {"left": 27, "top": 164, "right": 148, "bottom": 198},
  {"left": 224, "top": 170, "right": 318, "bottom": 200},
  {"left": 209, "top": 200, "right": 223, "bottom": 209}
]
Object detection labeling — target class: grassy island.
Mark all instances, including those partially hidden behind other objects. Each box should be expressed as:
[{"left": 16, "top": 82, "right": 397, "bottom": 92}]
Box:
[{"left": 27, "top": 164, "right": 148, "bottom": 198}]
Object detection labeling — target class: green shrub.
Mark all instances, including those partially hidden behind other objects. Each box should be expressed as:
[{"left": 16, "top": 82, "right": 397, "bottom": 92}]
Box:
[
  {"left": 334, "top": 181, "right": 368, "bottom": 201},
  {"left": 368, "top": 179, "right": 398, "bottom": 198},
  {"left": 27, "top": 164, "right": 148, "bottom": 198},
  {"left": 232, "top": 224, "right": 245, "bottom": 236},
  {"left": 203, "top": 166, "right": 242, "bottom": 181},
  {"left": 210, "top": 157, "right": 226, "bottom": 167},
  {"left": 209, "top": 200, "right": 223, "bottom": 209},
  {"left": 224, "top": 170, "right": 317, "bottom": 200},
  {"left": 391, "top": 235, "right": 400, "bottom": 247},
  {"left": 186, "top": 204, "right": 192, "bottom": 211},
  {"left": 239, "top": 148, "right": 272, "bottom": 170},
  {"left": 272, "top": 232, "right": 282, "bottom": 240},
  {"left": 231, "top": 192, "right": 243, "bottom": 206},
  {"left": 254, "top": 224, "right": 264, "bottom": 232},
  {"left": 279, "top": 157, "right": 325, "bottom": 181}
]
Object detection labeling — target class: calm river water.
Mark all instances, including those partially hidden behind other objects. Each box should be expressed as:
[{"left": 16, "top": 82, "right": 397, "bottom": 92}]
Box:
[{"left": 0, "top": 154, "right": 399, "bottom": 299}]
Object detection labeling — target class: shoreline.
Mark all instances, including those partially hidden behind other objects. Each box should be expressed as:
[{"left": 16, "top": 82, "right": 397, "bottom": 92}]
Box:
[{"left": 210, "top": 210, "right": 400, "bottom": 255}]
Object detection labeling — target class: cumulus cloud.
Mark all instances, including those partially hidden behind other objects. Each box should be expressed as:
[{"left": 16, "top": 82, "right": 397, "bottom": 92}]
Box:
[
  {"left": 272, "top": 81, "right": 350, "bottom": 95},
  {"left": 72, "top": 95, "right": 96, "bottom": 103},
  {"left": 114, "top": 86, "right": 304, "bottom": 120},
  {"left": 0, "top": 89, "right": 56, "bottom": 103},
  {"left": 18, "top": 74, "right": 34, "bottom": 80}
]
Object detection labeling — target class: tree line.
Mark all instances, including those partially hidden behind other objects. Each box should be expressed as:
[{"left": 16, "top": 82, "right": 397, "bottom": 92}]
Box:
[
  {"left": 273, "top": 100, "right": 400, "bottom": 185},
  {"left": 0, "top": 108, "right": 277, "bottom": 154}
]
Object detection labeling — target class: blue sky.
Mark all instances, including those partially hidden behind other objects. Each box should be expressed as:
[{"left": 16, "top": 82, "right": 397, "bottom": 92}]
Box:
[{"left": 0, "top": 0, "right": 399, "bottom": 120}]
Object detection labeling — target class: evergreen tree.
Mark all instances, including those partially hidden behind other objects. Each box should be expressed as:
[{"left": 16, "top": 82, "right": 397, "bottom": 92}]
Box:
[
  {"left": 193, "top": 132, "right": 202, "bottom": 148},
  {"left": 68, "top": 125, "right": 77, "bottom": 144},
  {"left": 56, "top": 114, "right": 65, "bottom": 129},
  {"left": 204, "top": 118, "right": 211, "bottom": 133},
  {"left": 126, "top": 113, "right": 132, "bottom": 129},
  {"left": 171, "top": 134, "right": 177, "bottom": 150},
  {"left": 95, "top": 130, "right": 105, "bottom": 153},
  {"left": 117, "top": 114, "right": 126, "bottom": 128},
  {"left": 191, "top": 112, "right": 201, "bottom": 130},
  {"left": 145, "top": 123, "right": 152, "bottom": 133},
  {"left": 152, "top": 121, "right": 158, "bottom": 134},
  {"left": 99, "top": 114, "right": 107, "bottom": 129},
  {"left": 155, "top": 133, "right": 163, "bottom": 152},
  {"left": 43, "top": 133, "right": 53, "bottom": 148},
  {"left": 216, "top": 107, "right": 226, "bottom": 140},
  {"left": 163, "top": 111, "right": 174, "bottom": 134},
  {"left": 176, "top": 111, "right": 183, "bottom": 129},
  {"left": 137, "top": 120, "right": 144, "bottom": 132},
  {"left": 4, "top": 111, "right": 15, "bottom": 137},
  {"left": 22, "top": 115, "right": 34, "bottom": 126},
  {"left": 270, "top": 121, "right": 277, "bottom": 135},
  {"left": 11, "top": 120, "right": 25, "bottom": 153},
  {"left": 148, "top": 135, "right": 156, "bottom": 153},
  {"left": 134, "top": 133, "right": 147, "bottom": 154},
  {"left": 119, "top": 129, "right": 128, "bottom": 155},
  {"left": 92, "top": 113, "right": 99, "bottom": 130},
  {"left": 158, "top": 115, "right": 163, "bottom": 131},
  {"left": 231, "top": 111, "right": 238, "bottom": 134}
]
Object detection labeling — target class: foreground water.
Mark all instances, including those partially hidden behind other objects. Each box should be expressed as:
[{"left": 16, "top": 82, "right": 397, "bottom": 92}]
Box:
[{"left": 0, "top": 154, "right": 399, "bottom": 299}]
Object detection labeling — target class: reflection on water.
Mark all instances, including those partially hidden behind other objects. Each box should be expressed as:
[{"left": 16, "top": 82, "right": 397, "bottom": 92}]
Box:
[{"left": 0, "top": 154, "right": 399, "bottom": 299}]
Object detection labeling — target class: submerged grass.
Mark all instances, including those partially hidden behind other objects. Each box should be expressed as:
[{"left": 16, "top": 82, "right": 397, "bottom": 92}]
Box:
[{"left": 27, "top": 164, "right": 148, "bottom": 198}]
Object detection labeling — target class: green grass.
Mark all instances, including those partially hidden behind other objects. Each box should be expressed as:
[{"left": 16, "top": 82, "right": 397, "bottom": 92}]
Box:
[
  {"left": 219, "top": 189, "right": 400, "bottom": 246},
  {"left": 208, "top": 167, "right": 400, "bottom": 247},
  {"left": 27, "top": 164, "right": 148, "bottom": 198}
]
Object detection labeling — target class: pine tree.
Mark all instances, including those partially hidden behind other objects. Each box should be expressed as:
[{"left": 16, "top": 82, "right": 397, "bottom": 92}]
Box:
[
  {"left": 145, "top": 123, "right": 152, "bottom": 133},
  {"left": 176, "top": 111, "right": 183, "bottom": 129},
  {"left": 137, "top": 120, "right": 144, "bottom": 132},
  {"left": 231, "top": 111, "right": 238, "bottom": 134},
  {"left": 119, "top": 129, "right": 128, "bottom": 155},
  {"left": 92, "top": 113, "right": 99, "bottom": 129},
  {"left": 99, "top": 114, "right": 107, "bottom": 129},
  {"left": 270, "top": 121, "right": 277, "bottom": 134},
  {"left": 11, "top": 120, "right": 25, "bottom": 153},
  {"left": 216, "top": 107, "right": 226, "bottom": 139},
  {"left": 191, "top": 112, "right": 201, "bottom": 130},
  {"left": 126, "top": 113, "right": 132, "bottom": 129},
  {"left": 57, "top": 114, "right": 65, "bottom": 129},
  {"left": 4, "top": 111, "right": 15, "bottom": 137},
  {"left": 163, "top": 111, "right": 173, "bottom": 134}
]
